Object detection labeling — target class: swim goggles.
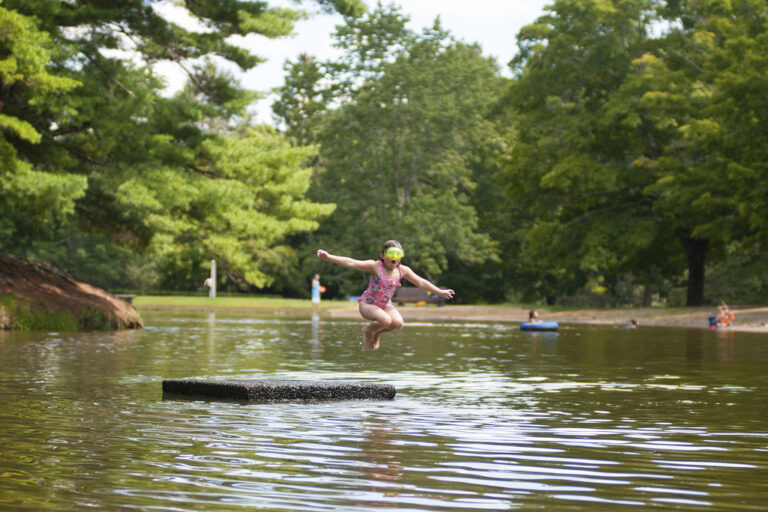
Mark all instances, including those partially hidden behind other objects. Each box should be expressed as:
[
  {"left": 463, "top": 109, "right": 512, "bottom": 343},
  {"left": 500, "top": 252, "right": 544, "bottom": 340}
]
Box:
[{"left": 385, "top": 247, "right": 404, "bottom": 260}]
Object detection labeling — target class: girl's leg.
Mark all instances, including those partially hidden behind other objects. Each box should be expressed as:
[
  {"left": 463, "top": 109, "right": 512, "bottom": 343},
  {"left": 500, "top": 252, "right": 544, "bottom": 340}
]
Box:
[
  {"left": 368, "top": 306, "right": 404, "bottom": 350},
  {"left": 373, "top": 304, "right": 403, "bottom": 348},
  {"left": 359, "top": 302, "right": 393, "bottom": 350}
]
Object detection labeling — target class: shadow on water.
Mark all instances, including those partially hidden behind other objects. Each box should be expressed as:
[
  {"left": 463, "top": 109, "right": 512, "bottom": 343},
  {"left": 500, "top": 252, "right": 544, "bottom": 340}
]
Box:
[{"left": 0, "top": 311, "right": 766, "bottom": 511}]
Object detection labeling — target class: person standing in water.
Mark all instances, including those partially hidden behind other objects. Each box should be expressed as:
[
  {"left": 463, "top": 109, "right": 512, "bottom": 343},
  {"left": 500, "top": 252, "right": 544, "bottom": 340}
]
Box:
[{"left": 317, "top": 240, "right": 454, "bottom": 350}]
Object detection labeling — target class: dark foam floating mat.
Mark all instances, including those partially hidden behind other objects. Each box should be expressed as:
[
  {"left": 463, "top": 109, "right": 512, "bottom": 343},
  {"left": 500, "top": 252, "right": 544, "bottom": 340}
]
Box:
[{"left": 162, "top": 379, "right": 396, "bottom": 402}]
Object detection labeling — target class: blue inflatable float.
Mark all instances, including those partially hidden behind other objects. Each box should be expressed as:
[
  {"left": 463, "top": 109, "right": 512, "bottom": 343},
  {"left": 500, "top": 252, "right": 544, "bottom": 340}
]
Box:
[{"left": 520, "top": 321, "right": 559, "bottom": 331}]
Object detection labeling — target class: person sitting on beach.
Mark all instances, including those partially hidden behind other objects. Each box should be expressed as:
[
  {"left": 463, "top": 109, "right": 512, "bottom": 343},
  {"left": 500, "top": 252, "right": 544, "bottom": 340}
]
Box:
[
  {"left": 721, "top": 301, "right": 735, "bottom": 326},
  {"left": 716, "top": 302, "right": 735, "bottom": 327}
]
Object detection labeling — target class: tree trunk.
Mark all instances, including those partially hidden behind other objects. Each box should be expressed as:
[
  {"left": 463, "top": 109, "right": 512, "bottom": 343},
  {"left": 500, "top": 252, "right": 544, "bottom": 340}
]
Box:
[
  {"left": 677, "top": 231, "right": 709, "bottom": 306},
  {"left": 641, "top": 285, "right": 655, "bottom": 307}
]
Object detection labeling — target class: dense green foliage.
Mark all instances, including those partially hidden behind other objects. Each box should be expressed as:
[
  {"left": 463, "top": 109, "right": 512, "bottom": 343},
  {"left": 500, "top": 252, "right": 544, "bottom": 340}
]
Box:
[
  {"left": 478, "top": 0, "right": 768, "bottom": 305},
  {"left": 0, "top": 0, "right": 362, "bottom": 292},
  {"left": 2, "top": 0, "right": 766, "bottom": 306},
  {"left": 274, "top": 6, "right": 501, "bottom": 295}
]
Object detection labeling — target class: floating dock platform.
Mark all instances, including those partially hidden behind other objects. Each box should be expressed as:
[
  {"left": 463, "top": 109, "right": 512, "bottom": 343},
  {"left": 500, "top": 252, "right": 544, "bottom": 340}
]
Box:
[{"left": 162, "top": 379, "right": 396, "bottom": 402}]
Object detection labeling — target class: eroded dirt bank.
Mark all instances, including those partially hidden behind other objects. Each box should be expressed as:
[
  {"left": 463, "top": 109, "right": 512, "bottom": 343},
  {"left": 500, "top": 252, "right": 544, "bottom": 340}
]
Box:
[{"left": 0, "top": 253, "right": 142, "bottom": 330}]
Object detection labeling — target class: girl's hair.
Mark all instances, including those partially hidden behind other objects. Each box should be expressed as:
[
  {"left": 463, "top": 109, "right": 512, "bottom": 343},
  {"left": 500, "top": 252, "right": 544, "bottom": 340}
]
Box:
[{"left": 381, "top": 240, "right": 403, "bottom": 253}]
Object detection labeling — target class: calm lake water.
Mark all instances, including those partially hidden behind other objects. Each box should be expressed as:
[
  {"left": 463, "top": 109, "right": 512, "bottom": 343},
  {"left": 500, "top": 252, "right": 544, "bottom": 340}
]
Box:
[{"left": 1, "top": 310, "right": 767, "bottom": 511}]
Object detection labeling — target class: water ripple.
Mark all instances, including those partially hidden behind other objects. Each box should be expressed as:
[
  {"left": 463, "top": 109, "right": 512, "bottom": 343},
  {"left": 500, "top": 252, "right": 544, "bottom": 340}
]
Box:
[{"left": 1, "top": 316, "right": 767, "bottom": 511}]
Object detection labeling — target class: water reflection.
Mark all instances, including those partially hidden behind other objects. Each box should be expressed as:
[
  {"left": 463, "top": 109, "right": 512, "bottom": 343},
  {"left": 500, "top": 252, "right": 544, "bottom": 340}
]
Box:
[
  {"left": 715, "top": 329, "right": 736, "bottom": 364},
  {"left": 309, "top": 313, "right": 325, "bottom": 359},
  {"left": 0, "top": 314, "right": 766, "bottom": 511}
]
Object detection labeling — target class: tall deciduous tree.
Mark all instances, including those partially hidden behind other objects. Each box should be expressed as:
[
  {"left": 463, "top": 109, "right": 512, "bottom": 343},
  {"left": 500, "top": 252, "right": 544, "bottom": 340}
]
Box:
[
  {"left": 601, "top": 0, "right": 768, "bottom": 304},
  {"left": 277, "top": 5, "right": 500, "bottom": 295},
  {"left": 498, "top": 0, "right": 767, "bottom": 305},
  {"left": 499, "top": 0, "right": 661, "bottom": 303}
]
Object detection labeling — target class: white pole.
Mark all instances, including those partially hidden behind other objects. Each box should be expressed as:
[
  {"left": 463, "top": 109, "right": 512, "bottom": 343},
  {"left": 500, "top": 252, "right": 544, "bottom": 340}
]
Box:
[{"left": 210, "top": 260, "right": 216, "bottom": 298}]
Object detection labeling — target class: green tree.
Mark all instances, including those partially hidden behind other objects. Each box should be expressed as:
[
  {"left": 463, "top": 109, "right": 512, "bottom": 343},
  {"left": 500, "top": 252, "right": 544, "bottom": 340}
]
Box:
[
  {"left": 119, "top": 126, "right": 334, "bottom": 289},
  {"left": 0, "top": 4, "right": 85, "bottom": 248},
  {"left": 496, "top": 0, "right": 768, "bottom": 306},
  {"left": 497, "top": 0, "right": 663, "bottom": 304},
  {"left": 1, "top": 0, "right": 364, "bottom": 290},
  {"left": 271, "top": 53, "right": 330, "bottom": 145},
  {"left": 290, "top": 5, "right": 500, "bottom": 296},
  {"left": 603, "top": 0, "right": 768, "bottom": 304}
]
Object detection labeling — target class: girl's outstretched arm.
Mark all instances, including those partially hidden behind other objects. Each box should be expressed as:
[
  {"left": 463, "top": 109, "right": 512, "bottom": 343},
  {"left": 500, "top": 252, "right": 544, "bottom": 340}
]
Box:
[
  {"left": 317, "top": 249, "right": 377, "bottom": 274},
  {"left": 401, "top": 265, "right": 455, "bottom": 300}
]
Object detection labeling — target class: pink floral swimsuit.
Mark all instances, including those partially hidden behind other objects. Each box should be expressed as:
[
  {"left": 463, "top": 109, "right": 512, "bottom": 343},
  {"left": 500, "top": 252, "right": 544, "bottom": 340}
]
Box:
[{"left": 359, "top": 260, "right": 402, "bottom": 308}]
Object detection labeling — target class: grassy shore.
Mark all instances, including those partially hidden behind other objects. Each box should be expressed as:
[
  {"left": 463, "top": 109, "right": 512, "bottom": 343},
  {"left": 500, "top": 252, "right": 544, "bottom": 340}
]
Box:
[{"left": 133, "top": 295, "right": 358, "bottom": 311}]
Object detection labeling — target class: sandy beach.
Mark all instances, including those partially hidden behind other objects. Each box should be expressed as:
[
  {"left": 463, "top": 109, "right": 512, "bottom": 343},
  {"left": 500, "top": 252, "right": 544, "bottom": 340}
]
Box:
[{"left": 326, "top": 304, "right": 768, "bottom": 333}]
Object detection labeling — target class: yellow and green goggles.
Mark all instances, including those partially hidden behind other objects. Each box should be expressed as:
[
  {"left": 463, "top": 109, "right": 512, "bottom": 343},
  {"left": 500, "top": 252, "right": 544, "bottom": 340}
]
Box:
[{"left": 385, "top": 247, "right": 404, "bottom": 260}]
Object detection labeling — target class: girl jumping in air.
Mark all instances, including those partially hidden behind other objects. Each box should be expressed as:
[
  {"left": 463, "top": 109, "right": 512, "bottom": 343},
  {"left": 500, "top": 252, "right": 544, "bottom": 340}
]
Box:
[{"left": 317, "top": 240, "right": 454, "bottom": 350}]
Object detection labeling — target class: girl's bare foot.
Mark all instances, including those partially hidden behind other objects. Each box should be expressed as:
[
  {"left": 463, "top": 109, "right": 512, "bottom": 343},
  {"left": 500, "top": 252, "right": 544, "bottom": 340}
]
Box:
[
  {"left": 362, "top": 325, "right": 377, "bottom": 350},
  {"left": 370, "top": 331, "right": 382, "bottom": 350}
]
